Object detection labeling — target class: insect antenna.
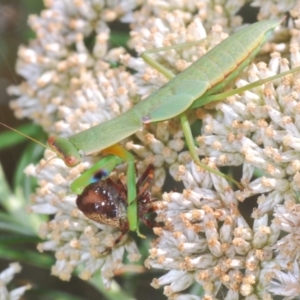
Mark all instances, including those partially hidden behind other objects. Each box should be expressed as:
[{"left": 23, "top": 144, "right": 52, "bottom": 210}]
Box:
[{"left": 0, "top": 121, "right": 48, "bottom": 149}]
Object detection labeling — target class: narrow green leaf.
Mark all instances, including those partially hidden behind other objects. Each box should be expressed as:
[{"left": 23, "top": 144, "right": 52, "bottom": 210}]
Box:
[
  {"left": 0, "top": 245, "right": 54, "bottom": 268},
  {"left": 87, "top": 271, "right": 135, "bottom": 300},
  {"left": 33, "top": 290, "right": 86, "bottom": 300}
]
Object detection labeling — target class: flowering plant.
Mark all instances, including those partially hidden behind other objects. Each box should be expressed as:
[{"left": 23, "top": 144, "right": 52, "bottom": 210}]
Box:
[{"left": 3, "top": 0, "right": 300, "bottom": 299}]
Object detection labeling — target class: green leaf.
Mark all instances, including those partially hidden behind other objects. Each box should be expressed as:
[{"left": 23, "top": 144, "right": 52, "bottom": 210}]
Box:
[
  {"left": 32, "top": 290, "right": 86, "bottom": 300},
  {"left": 87, "top": 271, "right": 135, "bottom": 300},
  {"left": 110, "top": 30, "right": 130, "bottom": 48},
  {"left": 0, "top": 212, "right": 38, "bottom": 236},
  {"left": 0, "top": 245, "right": 53, "bottom": 268},
  {"left": 13, "top": 141, "right": 44, "bottom": 195},
  {"left": 0, "top": 162, "right": 44, "bottom": 234}
]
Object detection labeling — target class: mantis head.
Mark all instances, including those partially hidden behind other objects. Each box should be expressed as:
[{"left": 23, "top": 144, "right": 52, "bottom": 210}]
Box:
[{"left": 47, "top": 136, "right": 82, "bottom": 167}]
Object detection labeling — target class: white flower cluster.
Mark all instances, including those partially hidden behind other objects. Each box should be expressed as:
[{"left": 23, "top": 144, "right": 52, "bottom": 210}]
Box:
[
  {"left": 0, "top": 263, "right": 30, "bottom": 300},
  {"left": 8, "top": 0, "right": 300, "bottom": 298}
]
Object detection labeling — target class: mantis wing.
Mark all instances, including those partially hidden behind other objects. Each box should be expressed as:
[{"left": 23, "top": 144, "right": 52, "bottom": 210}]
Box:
[{"left": 142, "top": 80, "right": 209, "bottom": 123}]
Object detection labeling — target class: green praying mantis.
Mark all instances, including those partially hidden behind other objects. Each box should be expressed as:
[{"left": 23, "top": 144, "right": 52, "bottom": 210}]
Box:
[{"left": 2, "top": 18, "right": 300, "bottom": 239}]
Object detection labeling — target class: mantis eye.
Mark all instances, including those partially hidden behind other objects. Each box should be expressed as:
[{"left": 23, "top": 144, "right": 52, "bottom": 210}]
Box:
[{"left": 64, "top": 155, "right": 80, "bottom": 167}]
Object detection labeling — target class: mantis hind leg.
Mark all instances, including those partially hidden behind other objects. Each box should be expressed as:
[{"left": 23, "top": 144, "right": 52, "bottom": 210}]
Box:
[
  {"left": 190, "top": 65, "right": 300, "bottom": 109},
  {"left": 141, "top": 41, "right": 240, "bottom": 187},
  {"left": 180, "top": 114, "right": 242, "bottom": 188}
]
